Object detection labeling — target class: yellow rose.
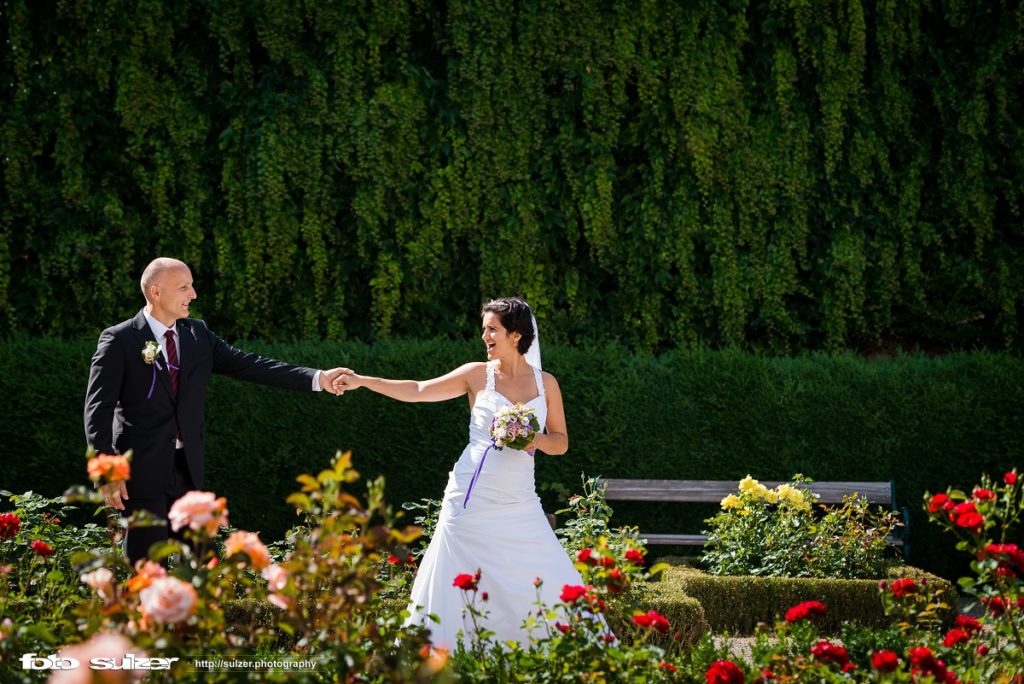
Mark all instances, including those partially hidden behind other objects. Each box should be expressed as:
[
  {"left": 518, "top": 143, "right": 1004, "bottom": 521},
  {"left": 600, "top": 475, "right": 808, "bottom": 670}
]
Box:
[
  {"left": 738, "top": 476, "right": 760, "bottom": 494},
  {"left": 721, "top": 494, "right": 743, "bottom": 510}
]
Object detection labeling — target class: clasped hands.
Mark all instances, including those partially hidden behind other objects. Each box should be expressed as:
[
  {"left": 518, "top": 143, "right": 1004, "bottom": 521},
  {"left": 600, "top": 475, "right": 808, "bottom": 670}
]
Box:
[
  {"left": 328, "top": 368, "right": 359, "bottom": 395},
  {"left": 319, "top": 367, "right": 357, "bottom": 395}
]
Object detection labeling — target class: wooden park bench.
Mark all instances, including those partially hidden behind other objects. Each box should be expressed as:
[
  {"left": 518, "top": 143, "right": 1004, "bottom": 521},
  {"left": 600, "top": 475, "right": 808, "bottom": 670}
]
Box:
[{"left": 598, "top": 479, "right": 911, "bottom": 559}]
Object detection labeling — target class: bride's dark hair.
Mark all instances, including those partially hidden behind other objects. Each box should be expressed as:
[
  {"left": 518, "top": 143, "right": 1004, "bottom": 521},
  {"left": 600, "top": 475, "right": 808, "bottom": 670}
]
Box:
[{"left": 481, "top": 297, "right": 534, "bottom": 355}]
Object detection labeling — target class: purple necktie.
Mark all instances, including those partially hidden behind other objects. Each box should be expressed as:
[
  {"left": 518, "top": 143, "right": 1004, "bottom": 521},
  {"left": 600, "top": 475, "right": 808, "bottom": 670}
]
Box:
[{"left": 163, "top": 330, "right": 179, "bottom": 396}]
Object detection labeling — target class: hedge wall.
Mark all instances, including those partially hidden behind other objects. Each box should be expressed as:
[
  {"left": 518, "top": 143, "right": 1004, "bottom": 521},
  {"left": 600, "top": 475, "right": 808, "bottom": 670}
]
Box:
[
  {"left": 2, "top": 0, "right": 1022, "bottom": 353},
  {"left": 1, "top": 337, "right": 1021, "bottom": 580},
  {"left": 658, "top": 563, "right": 955, "bottom": 635}
]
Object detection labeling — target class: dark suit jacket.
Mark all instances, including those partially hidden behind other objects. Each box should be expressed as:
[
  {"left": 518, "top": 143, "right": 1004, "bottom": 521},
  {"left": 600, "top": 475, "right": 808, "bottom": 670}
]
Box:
[{"left": 84, "top": 310, "right": 317, "bottom": 497}]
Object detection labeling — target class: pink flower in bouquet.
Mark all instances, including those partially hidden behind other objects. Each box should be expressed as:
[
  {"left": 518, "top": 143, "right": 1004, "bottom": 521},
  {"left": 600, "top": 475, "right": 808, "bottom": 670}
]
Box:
[
  {"left": 224, "top": 530, "right": 270, "bottom": 570},
  {"left": 0, "top": 512, "right": 20, "bottom": 540},
  {"left": 80, "top": 567, "right": 116, "bottom": 603},
  {"left": 167, "top": 491, "right": 228, "bottom": 535},
  {"left": 50, "top": 632, "right": 140, "bottom": 684},
  {"left": 785, "top": 600, "right": 827, "bottom": 622},
  {"left": 705, "top": 659, "right": 744, "bottom": 684},
  {"left": 139, "top": 576, "right": 198, "bottom": 624},
  {"left": 87, "top": 453, "right": 131, "bottom": 483}
]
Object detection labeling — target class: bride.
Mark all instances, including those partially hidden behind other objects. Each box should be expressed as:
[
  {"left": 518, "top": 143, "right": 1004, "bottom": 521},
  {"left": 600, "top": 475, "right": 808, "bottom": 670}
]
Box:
[{"left": 333, "top": 298, "right": 588, "bottom": 650}]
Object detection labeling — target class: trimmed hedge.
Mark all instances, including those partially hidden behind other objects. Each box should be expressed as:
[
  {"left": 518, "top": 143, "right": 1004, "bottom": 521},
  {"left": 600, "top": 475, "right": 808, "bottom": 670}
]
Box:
[
  {"left": 658, "top": 562, "right": 956, "bottom": 635},
  {"left": 1, "top": 337, "right": 1021, "bottom": 581}
]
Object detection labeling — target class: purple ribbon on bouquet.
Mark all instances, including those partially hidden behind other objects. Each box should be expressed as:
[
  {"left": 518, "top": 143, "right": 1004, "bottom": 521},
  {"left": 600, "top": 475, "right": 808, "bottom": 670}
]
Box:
[
  {"left": 146, "top": 359, "right": 179, "bottom": 400},
  {"left": 462, "top": 440, "right": 496, "bottom": 509}
]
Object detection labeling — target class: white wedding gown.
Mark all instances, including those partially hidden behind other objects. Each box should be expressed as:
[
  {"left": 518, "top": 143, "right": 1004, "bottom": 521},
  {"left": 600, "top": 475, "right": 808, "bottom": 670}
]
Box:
[{"left": 403, "top": 361, "right": 586, "bottom": 650}]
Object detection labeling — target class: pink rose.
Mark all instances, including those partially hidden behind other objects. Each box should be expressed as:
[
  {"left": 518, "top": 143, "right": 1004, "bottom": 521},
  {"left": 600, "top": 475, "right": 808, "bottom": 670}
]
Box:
[
  {"left": 49, "top": 632, "right": 140, "bottom": 684},
  {"left": 224, "top": 531, "right": 270, "bottom": 570},
  {"left": 80, "top": 567, "right": 116, "bottom": 602},
  {"left": 139, "top": 576, "right": 198, "bottom": 624},
  {"left": 167, "top": 491, "right": 228, "bottom": 536},
  {"left": 261, "top": 564, "right": 288, "bottom": 592}
]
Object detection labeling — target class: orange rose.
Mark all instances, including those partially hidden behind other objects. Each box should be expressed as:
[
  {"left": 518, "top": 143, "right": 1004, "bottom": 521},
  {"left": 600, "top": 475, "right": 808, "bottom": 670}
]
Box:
[
  {"left": 87, "top": 453, "right": 131, "bottom": 483},
  {"left": 224, "top": 531, "right": 270, "bottom": 570}
]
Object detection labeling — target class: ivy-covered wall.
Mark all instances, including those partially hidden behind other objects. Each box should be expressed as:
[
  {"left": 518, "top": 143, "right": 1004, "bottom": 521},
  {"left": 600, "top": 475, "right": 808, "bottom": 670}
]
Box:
[{"left": 2, "top": 0, "right": 1022, "bottom": 352}]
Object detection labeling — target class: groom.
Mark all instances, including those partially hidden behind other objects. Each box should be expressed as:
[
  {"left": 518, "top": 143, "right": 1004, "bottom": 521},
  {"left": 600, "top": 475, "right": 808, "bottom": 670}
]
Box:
[{"left": 84, "top": 257, "right": 345, "bottom": 563}]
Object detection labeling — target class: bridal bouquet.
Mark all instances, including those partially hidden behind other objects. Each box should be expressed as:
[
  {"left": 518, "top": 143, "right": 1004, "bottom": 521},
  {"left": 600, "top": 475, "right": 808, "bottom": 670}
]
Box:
[
  {"left": 490, "top": 403, "right": 541, "bottom": 450},
  {"left": 464, "top": 403, "right": 541, "bottom": 508}
]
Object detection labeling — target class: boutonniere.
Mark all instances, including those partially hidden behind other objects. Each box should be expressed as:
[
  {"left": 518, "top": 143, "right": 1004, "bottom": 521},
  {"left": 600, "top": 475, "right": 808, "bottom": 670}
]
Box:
[{"left": 141, "top": 340, "right": 161, "bottom": 365}]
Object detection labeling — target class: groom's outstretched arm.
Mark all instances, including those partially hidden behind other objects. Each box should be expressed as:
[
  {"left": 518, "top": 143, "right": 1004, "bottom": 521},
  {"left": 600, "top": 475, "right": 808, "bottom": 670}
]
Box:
[
  {"left": 201, "top": 320, "right": 340, "bottom": 394},
  {"left": 84, "top": 328, "right": 124, "bottom": 454}
]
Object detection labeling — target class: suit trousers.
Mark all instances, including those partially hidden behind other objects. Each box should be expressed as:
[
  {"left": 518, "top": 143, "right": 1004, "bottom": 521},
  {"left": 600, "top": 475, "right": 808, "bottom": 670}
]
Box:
[{"left": 123, "top": 448, "right": 194, "bottom": 565}]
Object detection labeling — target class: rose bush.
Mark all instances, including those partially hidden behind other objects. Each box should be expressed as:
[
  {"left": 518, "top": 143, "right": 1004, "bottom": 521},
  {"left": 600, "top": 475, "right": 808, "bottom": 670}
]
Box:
[{"left": 702, "top": 475, "right": 902, "bottom": 579}]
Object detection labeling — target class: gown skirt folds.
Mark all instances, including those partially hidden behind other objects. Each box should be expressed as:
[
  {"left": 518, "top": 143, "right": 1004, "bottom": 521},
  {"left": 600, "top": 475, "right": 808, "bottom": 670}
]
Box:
[{"left": 403, "top": 362, "right": 586, "bottom": 650}]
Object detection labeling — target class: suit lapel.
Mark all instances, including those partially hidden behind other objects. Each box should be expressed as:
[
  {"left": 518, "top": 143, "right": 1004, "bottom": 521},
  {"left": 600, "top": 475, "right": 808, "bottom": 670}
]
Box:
[{"left": 132, "top": 309, "right": 175, "bottom": 403}]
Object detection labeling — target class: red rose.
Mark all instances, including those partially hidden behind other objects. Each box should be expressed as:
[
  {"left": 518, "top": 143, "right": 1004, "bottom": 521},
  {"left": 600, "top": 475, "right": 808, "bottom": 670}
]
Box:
[
  {"left": 756, "top": 669, "right": 777, "bottom": 682},
  {"left": 555, "top": 622, "right": 570, "bottom": 634},
  {"left": 625, "top": 549, "right": 645, "bottom": 564},
  {"left": 927, "top": 493, "right": 949, "bottom": 513},
  {"left": 705, "top": 659, "right": 744, "bottom": 684},
  {"left": 955, "top": 511, "right": 984, "bottom": 534},
  {"left": 907, "top": 646, "right": 937, "bottom": 669},
  {"left": 388, "top": 554, "right": 400, "bottom": 564},
  {"left": 949, "top": 501, "right": 977, "bottom": 522},
  {"left": 977, "top": 643, "right": 989, "bottom": 656},
  {"left": 659, "top": 661, "right": 677, "bottom": 672},
  {"left": 890, "top": 577, "right": 918, "bottom": 597},
  {"left": 784, "top": 600, "right": 826, "bottom": 622},
  {"left": 871, "top": 650, "right": 900, "bottom": 673},
  {"left": 1006, "top": 472, "right": 1018, "bottom": 486},
  {"left": 943, "top": 628, "right": 970, "bottom": 647},
  {"left": 606, "top": 568, "right": 625, "bottom": 593},
  {"left": 0, "top": 513, "right": 19, "bottom": 540},
  {"left": 598, "top": 555, "right": 616, "bottom": 568},
  {"left": 577, "top": 548, "right": 594, "bottom": 564},
  {"left": 954, "top": 615, "right": 982, "bottom": 633},
  {"left": 453, "top": 573, "right": 478, "bottom": 591},
  {"left": 810, "top": 640, "right": 849, "bottom": 667},
  {"left": 632, "top": 610, "right": 670, "bottom": 633},
  {"left": 560, "top": 584, "right": 589, "bottom": 604},
  {"left": 481, "top": 592, "right": 488, "bottom": 601},
  {"left": 972, "top": 487, "right": 996, "bottom": 501},
  {"left": 31, "top": 540, "right": 53, "bottom": 557},
  {"left": 983, "top": 596, "right": 1008, "bottom": 616}
]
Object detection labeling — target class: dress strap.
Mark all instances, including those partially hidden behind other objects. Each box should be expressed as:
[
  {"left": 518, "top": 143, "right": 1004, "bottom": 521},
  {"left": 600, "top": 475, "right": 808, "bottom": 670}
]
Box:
[
  {"left": 485, "top": 361, "right": 496, "bottom": 391},
  {"left": 532, "top": 365, "right": 545, "bottom": 398}
]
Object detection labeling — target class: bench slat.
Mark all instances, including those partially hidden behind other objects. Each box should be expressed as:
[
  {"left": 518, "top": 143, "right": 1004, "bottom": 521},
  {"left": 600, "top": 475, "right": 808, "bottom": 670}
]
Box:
[
  {"left": 640, "top": 533, "right": 904, "bottom": 546},
  {"left": 600, "top": 479, "right": 893, "bottom": 505}
]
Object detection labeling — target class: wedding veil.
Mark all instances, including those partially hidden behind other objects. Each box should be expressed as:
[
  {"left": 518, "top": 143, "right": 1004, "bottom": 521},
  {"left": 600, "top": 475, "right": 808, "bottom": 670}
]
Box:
[{"left": 524, "top": 312, "right": 542, "bottom": 371}]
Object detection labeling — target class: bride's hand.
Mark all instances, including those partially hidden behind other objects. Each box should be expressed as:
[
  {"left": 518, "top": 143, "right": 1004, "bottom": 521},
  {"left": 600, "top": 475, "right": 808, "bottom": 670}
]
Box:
[{"left": 332, "top": 369, "right": 362, "bottom": 393}]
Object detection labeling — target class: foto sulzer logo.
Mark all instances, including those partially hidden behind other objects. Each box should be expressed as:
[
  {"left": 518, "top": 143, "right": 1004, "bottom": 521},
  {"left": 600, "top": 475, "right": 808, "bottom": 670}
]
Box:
[{"left": 22, "top": 652, "right": 178, "bottom": 671}]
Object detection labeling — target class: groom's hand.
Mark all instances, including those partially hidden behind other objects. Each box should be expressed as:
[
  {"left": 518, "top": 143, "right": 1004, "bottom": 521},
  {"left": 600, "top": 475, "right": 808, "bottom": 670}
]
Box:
[
  {"left": 99, "top": 481, "right": 128, "bottom": 510},
  {"left": 320, "top": 368, "right": 352, "bottom": 395}
]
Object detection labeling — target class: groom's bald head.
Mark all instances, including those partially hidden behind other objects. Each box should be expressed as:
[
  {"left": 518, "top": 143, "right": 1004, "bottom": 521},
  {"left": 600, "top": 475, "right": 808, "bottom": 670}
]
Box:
[{"left": 141, "top": 258, "right": 189, "bottom": 302}]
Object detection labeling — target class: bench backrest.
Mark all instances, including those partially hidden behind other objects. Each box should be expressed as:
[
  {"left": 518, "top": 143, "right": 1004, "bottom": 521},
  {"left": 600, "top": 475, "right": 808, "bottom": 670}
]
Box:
[{"left": 599, "top": 479, "right": 894, "bottom": 506}]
